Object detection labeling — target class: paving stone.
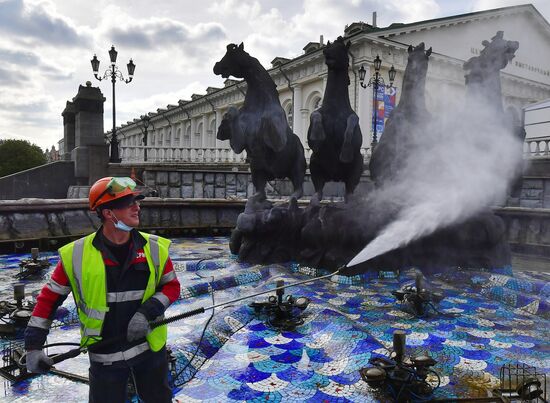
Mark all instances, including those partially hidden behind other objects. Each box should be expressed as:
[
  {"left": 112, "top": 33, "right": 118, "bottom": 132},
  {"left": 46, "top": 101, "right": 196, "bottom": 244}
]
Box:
[
  {"left": 158, "top": 185, "right": 169, "bottom": 198},
  {"left": 236, "top": 175, "right": 248, "bottom": 192},
  {"left": 226, "top": 174, "right": 236, "bottom": 186},
  {"left": 181, "top": 185, "right": 194, "bottom": 198},
  {"left": 168, "top": 187, "right": 181, "bottom": 198},
  {"left": 61, "top": 211, "right": 95, "bottom": 236},
  {"left": 181, "top": 208, "right": 199, "bottom": 226},
  {"left": 156, "top": 172, "right": 168, "bottom": 185},
  {"left": 204, "top": 184, "right": 214, "bottom": 199},
  {"left": 204, "top": 173, "right": 215, "bottom": 184},
  {"left": 169, "top": 172, "right": 181, "bottom": 186},
  {"left": 0, "top": 216, "right": 11, "bottom": 241},
  {"left": 193, "top": 182, "right": 204, "bottom": 198},
  {"left": 182, "top": 173, "right": 193, "bottom": 185},
  {"left": 215, "top": 186, "right": 226, "bottom": 199},
  {"left": 200, "top": 208, "right": 217, "bottom": 225},
  {"left": 46, "top": 213, "right": 64, "bottom": 237},
  {"left": 215, "top": 173, "right": 225, "bottom": 187}
]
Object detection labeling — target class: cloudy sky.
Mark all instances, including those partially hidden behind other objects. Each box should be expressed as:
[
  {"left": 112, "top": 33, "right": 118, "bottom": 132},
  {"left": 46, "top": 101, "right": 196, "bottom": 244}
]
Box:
[{"left": 0, "top": 0, "right": 548, "bottom": 151}]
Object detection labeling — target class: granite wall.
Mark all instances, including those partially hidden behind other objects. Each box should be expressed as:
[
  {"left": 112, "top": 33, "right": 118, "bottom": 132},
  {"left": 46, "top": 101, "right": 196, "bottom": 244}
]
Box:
[
  {"left": 496, "top": 207, "right": 550, "bottom": 256},
  {"left": 141, "top": 169, "right": 373, "bottom": 200},
  {"left": 1, "top": 198, "right": 550, "bottom": 259},
  {"left": 0, "top": 161, "right": 75, "bottom": 200},
  {"left": 0, "top": 198, "right": 244, "bottom": 251}
]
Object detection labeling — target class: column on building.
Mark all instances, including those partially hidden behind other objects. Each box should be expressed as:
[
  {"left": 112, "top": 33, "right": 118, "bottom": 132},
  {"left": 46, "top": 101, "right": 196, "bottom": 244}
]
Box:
[
  {"left": 356, "top": 63, "right": 372, "bottom": 150},
  {"left": 190, "top": 117, "right": 196, "bottom": 149},
  {"left": 215, "top": 109, "right": 224, "bottom": 149},
  {"left": 292, "top": 85, "right": 303, "bottom": 140},
  {"left": 321, "top": 74, "right": 328, "bottom": 96},
  {"left": 300, "top": 107, "right": 309, "bottom": 146},
  {"left": 178, "top": 121, "right": 185, "bottom": 147},
  {"left": 201, "top": 114, "right": 208, "bottom": 149}
]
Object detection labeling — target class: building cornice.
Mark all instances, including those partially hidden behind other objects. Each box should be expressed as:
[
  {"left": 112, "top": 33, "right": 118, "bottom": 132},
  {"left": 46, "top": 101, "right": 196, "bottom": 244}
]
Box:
[{"left": 376, "top": 4, "right": 550, "bottom": 40}]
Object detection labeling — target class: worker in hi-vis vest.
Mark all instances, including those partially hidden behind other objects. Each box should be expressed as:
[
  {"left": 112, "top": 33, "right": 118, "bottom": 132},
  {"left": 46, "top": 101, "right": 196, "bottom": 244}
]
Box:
[{"left": 24, "top": 177, "right": 181, "bottom": 402}]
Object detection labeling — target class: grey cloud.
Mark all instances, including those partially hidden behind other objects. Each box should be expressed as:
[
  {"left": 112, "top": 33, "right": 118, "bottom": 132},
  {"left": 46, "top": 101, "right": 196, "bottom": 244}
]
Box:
[
  {"left": 0, "top": 100, "right": 50, "bottom": 114},
  {"left": 0, "top": 49, "right": 40, "bottom": 66},
  {"left": 43, "top": 68, "right": 74, "bottom": 81},
  {"left": 110, "top": 29, "right": 153, "bottom": 49},
  {"left": 108, "top": 20, "right": 226, "bottom": 50},
  {"left": 0, "top": 0, "right": 90, "bottom": 47},
  {"left": 0, "top": 48, "right": 72, "bottom": 81},
  {"left": 0, "top": 66, "right": 28, "bottom": 87},
  {"left": 192, "top": 23, "right": 226, "bottom": 41}
]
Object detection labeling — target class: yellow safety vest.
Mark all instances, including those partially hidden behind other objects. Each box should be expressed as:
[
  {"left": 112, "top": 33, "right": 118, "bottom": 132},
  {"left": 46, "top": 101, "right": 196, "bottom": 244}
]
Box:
[{"left": 59, "top": 231, "right": 170, "bottom": 353}]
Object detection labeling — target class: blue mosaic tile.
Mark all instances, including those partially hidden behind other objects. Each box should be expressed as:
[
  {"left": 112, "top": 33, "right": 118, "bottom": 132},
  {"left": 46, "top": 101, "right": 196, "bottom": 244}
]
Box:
[{"left": 1, "top": 237, "right": 549, "bottom": 402}]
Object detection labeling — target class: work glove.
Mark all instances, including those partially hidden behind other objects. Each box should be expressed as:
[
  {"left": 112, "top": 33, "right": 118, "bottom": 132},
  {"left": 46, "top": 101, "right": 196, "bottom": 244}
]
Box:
[
  {"left": 26, "top": 349, "right": 54, "bottom": 374},
  {"left": 127, "top": 311, "right": 151, "bottom": 342}
]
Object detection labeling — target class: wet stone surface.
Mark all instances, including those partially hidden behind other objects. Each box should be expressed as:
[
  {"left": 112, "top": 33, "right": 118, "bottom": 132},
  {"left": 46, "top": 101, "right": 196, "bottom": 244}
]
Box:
[{"left": 0, "top": 237, "right": 548, "bottom": 402}]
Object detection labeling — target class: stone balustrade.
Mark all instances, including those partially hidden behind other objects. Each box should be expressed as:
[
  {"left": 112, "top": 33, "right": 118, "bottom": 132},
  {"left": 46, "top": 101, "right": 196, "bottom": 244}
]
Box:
[
  {"left": 525, "top": 135, "right": 550, "bottom": 157},
  {"left": 120, "top": 146, "right": 247, "bottom": 163},
  {"left": 119, "top": 146, "right": 372, "bottom": 164}
]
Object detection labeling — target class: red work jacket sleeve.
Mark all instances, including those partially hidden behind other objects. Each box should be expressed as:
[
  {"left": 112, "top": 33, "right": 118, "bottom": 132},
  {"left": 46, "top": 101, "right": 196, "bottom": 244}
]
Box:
[{"left": 24, "top": 260, "right": 72, "bottom": 349}]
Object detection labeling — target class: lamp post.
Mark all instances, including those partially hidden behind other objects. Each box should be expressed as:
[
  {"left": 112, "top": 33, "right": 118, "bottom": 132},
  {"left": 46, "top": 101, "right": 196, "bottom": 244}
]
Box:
[
  {"left": 141, "top": 114, "right": 150, "bottom": 162},
  {"left": 90, "top": 46, "right": 135, "bottom": 163},
  {"left": 359, "top": 56, "right": 396, "bottom": 146}
]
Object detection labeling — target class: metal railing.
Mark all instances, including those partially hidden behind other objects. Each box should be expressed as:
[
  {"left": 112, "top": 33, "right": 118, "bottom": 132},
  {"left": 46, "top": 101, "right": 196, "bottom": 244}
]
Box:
[{"left": 120, "top": 145, "right": 372, "bottom": 164}]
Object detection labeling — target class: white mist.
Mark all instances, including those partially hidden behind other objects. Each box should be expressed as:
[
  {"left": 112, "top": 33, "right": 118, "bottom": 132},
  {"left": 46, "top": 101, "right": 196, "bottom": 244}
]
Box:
[{"left": 348, "top": 75, "right": 523, "bottom": 267}]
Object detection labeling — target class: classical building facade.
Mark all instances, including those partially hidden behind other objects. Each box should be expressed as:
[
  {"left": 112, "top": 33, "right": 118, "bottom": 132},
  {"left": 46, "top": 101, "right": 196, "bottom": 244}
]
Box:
[{"left": 112, "top": 4, "right": 550, "bottom": 164}]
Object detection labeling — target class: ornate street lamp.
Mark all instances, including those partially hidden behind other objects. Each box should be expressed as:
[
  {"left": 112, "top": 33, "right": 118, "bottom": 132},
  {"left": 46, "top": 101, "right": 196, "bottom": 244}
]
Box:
[
  {"left": 90, "top": 46, "right": 135, "bottom": 162},
  {"left": 359, "top": 56, "right": 396, "bottom": 146},
  {"left": 141, "top": 114, "right": 150, "bottom": 162}
]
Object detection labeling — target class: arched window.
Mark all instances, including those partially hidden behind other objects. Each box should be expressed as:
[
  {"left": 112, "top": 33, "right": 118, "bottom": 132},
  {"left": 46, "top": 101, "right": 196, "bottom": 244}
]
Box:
[
  {"left": 165, "top": 128, "right": 171, "bottom": 145},
  {"left": 311, "top": 96, "right": 322, "bottom": 113},
  {"left": 195, "top": 122, "right": 203, "bottom": 147},
  {"left": 284, "top": 102, "right": 293, "bottom": 130},
  {"left": 207, "top": 119, "right": 216, "bottom": 148},
  {"left": 184, "top": 124, "right": 191, "bottom": 147},
  {"left": 175, "top": 127, "right": 181, "bottom": 145},
  {"left": 302, "top": 92, "right": 322, "bottom": 137}
]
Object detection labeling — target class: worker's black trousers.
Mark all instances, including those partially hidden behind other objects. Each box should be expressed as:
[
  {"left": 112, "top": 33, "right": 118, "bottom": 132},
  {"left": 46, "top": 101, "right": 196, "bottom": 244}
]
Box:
[{"left": 88, "top": 353, "right": 172, "bottom": 403}]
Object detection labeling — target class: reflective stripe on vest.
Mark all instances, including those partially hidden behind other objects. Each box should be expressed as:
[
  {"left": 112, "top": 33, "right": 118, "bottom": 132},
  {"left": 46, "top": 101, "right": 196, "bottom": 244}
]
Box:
[
  {"left": 89, "top": 341, "right": 150, "bottom": 364},
  {"left": 106, "top": 290, "right": 145, "bottom": 303},
  {"left": 72, "top": 238, "right": 109, "bottom": 321},
  {"left": 60, "top": 232, "right": 171, "bottom": 354}
]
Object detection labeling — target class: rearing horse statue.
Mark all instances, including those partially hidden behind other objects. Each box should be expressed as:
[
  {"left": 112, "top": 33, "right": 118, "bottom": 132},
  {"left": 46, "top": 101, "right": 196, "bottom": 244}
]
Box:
[
  {"left": 213, "top": 43, "right": 306, "bottom": 201},
  {"left": 464, "top": 31, "right": 518, "bottom": 116},
  {"left": 307, "top": 37, "right": 364, "bottom": 203},
  {"left": 369, "top": 43, "right": 432, "bottom": 187}
]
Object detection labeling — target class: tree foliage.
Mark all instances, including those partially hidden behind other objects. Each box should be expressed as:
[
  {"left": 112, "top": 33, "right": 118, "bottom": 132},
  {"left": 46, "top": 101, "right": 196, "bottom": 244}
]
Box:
[{"left": 0, "top": 139, "right": 47, "bottom": 177}]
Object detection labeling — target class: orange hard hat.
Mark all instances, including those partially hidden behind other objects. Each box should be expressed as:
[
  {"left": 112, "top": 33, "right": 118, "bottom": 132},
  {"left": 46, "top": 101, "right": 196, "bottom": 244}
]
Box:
[{"left": 89, "top": 177, "right": 142, "bottom": 211}]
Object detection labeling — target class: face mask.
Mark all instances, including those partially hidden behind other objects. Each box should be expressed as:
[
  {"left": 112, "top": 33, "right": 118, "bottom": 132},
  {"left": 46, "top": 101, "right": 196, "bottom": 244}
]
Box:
[{"left": 112, "top": 212, "right": 133, "bottom": 232}]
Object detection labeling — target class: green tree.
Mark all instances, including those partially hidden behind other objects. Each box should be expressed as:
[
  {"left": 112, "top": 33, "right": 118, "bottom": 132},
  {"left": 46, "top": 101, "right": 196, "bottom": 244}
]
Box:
[{"left": 0, "top": 139, "right": 47, "bottom": 177}]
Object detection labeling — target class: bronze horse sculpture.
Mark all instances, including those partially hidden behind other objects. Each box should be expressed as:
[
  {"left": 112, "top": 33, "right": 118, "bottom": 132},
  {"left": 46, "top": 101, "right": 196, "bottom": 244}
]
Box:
[
  {"left": 307, "top": 37, "right": 364, "bottom": 203},
  {"left": 369, "top": 43, "right": 432, "bottom": 187},
  {"left": 213, "top": 43, "right": 306, "bottom": 201},
  {"left": 464, "top": 31, "right": 518, "bottom": 115}
]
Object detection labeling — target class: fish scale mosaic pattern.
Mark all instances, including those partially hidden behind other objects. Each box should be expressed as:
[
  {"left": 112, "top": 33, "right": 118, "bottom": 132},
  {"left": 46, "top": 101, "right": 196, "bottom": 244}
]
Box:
[
  {"left": 0, "top": 236, "right": 548, "bottom": 402},
  {"left": 174, "top": 268, "right": 549, "bottom": 401}
]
